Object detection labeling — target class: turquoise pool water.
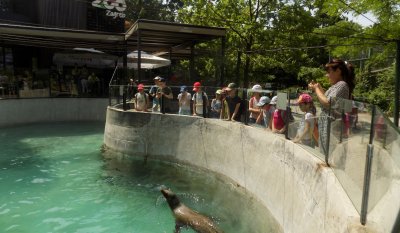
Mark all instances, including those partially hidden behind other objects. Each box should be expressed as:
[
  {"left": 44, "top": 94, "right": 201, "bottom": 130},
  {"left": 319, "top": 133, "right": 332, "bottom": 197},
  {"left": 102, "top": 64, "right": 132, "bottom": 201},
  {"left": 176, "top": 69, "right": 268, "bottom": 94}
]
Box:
[{"left": 0, "top": 122, "right": 280, "bottom": 233}]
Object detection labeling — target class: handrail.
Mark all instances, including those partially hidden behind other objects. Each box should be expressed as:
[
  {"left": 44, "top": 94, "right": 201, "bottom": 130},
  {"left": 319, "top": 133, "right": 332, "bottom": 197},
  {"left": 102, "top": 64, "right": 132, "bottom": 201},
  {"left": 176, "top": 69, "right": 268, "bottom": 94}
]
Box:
[{"left": 361, "top": 105, "right": 376, "bottom": 225}]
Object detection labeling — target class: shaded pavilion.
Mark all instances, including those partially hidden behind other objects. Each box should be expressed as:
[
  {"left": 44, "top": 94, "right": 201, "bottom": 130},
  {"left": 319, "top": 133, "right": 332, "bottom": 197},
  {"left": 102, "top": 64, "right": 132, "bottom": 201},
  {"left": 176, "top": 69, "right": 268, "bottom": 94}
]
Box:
[{"left": 0, "top": 19, "right": 227, "bottom": 85}]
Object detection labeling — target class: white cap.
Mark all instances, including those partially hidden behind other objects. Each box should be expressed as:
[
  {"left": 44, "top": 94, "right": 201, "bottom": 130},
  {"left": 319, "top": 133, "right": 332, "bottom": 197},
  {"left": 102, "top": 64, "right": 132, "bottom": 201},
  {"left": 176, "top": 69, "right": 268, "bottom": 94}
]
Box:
[
  {"left": 270, "top": 96, "right": 278, "bottom": 105},
  {"left": 252, "top": 84, "right": 262, "bottom": 92}
]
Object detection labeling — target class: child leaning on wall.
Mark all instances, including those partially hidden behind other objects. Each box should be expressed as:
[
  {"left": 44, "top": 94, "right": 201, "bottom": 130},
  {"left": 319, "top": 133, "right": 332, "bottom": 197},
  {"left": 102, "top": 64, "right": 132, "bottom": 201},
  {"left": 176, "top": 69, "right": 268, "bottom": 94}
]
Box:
[
  {"left": 220, "top": 88, "right": 230, "bottom": 120},
  {"left": 292, "top": 93, "right": 317, "bottom": 147},
  {"left": 210, "top": 89, "right": 223, "bottom": 118},
  {"left": 272, "top": 95, "right": 290, "bottom": 134},
  {"left": 135, "top": 84, "right": 149, "bottom": 112},
  {"left": 192, "top": 82, "right": 209, "bottom": 117},
  {"left": 266, "top": 96, "right": 277, "bottom": 129},
  {"left": 177, "top": 85, "right": 191, "bottom": 115},
  {"left": 256, "top": 96, "right": 273, "bottom": 129}
]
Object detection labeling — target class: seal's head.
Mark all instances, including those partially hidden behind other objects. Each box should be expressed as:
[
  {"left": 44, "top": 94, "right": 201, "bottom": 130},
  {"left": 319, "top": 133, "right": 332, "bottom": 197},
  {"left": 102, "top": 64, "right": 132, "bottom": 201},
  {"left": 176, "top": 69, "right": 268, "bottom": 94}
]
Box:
[{"left": 161, "top": 189, "right": 181, "bottom": 210}]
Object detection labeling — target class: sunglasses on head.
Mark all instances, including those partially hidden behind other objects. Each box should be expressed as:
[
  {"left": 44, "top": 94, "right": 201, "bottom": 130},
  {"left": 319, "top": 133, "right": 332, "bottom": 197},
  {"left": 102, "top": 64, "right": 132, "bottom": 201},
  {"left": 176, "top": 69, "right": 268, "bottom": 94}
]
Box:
[
  {"left": 329, "top": 59, "right": 345, "bottom": 64},
  {"left": 324, "top": 66, "right": 337, "bottom": 73}
]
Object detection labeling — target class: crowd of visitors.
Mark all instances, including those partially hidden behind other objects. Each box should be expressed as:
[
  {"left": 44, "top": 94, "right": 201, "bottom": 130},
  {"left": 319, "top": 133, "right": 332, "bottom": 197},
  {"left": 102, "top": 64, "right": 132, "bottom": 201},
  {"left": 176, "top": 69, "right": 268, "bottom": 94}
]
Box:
[
  {"left": 70, "top": 64, "right": 101, "bottom": 96},
  {"left": 126, "top": 58, "right": 356, "bottom": 150}
]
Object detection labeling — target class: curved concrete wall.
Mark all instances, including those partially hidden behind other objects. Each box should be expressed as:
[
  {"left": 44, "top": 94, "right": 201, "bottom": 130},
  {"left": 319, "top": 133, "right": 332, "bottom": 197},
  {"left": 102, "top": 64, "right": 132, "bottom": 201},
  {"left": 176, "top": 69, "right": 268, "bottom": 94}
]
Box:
[
  {"left": 104, "top": 107, "right": 384, "bottom": 233},
  {"left": 0, "top": 98, "right": 108, "bottom": 126}
]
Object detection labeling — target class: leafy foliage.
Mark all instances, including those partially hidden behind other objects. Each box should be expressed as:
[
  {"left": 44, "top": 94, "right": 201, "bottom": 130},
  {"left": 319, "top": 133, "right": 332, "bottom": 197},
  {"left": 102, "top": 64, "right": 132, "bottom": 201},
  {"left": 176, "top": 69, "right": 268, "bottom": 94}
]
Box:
[
  {"left": 125, "top": 0, "right": 183, "bottom": 22},
  {"left": 355, "top": 64, "right": 395, "bottom": 114},
  {"left": 177, "top": 0, "right": 338, "bottom": 87},
  {"left": 124, "top": 0, "right": 400, "bottom": 114},
  {"left": 297, "top": 66, "right": 328, "bottom": 89}
]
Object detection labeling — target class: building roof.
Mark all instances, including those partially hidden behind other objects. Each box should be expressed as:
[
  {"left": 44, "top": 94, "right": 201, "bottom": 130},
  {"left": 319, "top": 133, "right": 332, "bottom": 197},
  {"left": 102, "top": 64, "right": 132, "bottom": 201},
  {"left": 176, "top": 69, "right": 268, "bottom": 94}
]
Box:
[
  {"left": 0, "top": 19, "right": 226, "bottom": 58},
  {"left": 125, "top": 19, "right": 226, "bottom": 55},
  {"left": 0, "top": 22, "right": 124, "bottom": 50}
]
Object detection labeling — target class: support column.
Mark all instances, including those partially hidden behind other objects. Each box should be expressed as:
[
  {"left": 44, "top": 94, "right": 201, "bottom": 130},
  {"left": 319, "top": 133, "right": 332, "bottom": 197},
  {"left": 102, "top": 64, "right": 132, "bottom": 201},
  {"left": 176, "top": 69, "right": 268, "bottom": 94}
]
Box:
[
  {"left": 235, "top": 50, "right": 241, "bottom": 85},
  {"left": 137, "top": 30, "right": 142, "bottom": 82},
  {"left": 168, "top": 47, "right": 172, "bottom": 79},
  {"left": 123, "top": 40, "right": 128, "bottom": 84},
  {"left": 220, "top": 37, "right": 225, "bottom": 86},
  {"left": 189, "top": 42, "right": 195, "bottom": 81}
]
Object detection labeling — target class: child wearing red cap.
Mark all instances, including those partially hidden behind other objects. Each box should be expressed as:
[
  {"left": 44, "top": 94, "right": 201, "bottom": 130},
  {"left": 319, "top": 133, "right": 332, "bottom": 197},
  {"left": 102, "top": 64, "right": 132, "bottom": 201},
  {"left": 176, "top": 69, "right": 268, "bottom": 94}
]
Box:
[
  {"left": 292, "top": 93, "right": 317, "bottom": 147},
  {"left": 135, "top": 84, "right": 149, "bottom": 112},
  {"left": 192, "top": 82, "right": 208, "bottom": 116}
]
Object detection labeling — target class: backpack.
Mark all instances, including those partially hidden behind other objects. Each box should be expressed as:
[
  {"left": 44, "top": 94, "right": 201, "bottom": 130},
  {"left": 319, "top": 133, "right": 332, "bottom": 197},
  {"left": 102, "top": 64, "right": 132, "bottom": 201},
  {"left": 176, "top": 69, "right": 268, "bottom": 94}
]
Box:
[
  {"left": 281, "top": 108, "right": 294, "bottom": 124},
  {"left": 194, "top": 91, "right": 208, "bottom": 116}
]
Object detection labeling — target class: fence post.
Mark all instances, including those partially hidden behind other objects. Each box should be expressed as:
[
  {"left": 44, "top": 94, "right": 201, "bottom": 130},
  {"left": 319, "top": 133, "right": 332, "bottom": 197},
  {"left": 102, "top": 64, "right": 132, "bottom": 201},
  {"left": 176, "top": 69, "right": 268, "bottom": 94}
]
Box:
[
  {"left": 325, "top": 98, "right": 332, "bottom": 165},
  {"left": 161, "top": 94, "right": 165, "bottom": 114},
  {"left": 203, "top": 87, "right": 207, "bottom": 118},
  {"left": 360, "top": 105, "right": 376, "bottom": 225},
  {"left": 339, "top": 109, "right": 344, "bottom": 143},
  {"left": 122, "top": 92, "right": 127, "bottom": 111},
  {"left": 285, "top": 91, "right": 290, "bottom": 140},
  {"left": 244, "top": 88, "right": 248, "bottom": 125},
  {"left": 361, "top": 144, "right": 374, "bottom": 225},
  {"left": 108, "top": 86, "right": 111, "bottom": 106}
]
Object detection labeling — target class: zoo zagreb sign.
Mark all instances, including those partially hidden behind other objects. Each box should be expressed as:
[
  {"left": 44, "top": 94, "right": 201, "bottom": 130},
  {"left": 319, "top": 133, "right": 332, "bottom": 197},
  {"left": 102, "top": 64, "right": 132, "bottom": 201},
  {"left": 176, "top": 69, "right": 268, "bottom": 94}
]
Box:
[{"left": 92, "top": 0, "right": 126, "bottom": 19}]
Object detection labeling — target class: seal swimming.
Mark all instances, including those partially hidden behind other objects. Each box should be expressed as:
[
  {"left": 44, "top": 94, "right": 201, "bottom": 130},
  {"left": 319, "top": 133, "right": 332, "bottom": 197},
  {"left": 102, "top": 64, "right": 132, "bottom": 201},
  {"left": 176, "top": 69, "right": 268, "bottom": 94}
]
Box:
[{"left": 160, "top": 188, "right": 224, "bottom": 233}]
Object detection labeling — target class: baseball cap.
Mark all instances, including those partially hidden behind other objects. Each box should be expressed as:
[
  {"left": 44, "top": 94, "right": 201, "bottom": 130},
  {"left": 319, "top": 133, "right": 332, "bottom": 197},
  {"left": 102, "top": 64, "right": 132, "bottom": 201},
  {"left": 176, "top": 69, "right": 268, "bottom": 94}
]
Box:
[
  {"left": 215, "top": 89, "right": 222, "bottom": 95},
  {"left": 137, "top": 84, "right": 144, "bottom": 90},
  {"left": 193, "top": 82, "right": 201, "bottom": 91},
  {"left": 270, "top": 96, "right": 278, "bottom": 105},
  {"left": 153, "top": 76, "right": 161, "bottom": 81},
  {"left": 298, "top": 93, "right": 313, "bottom": 104},
  {"left": 225, "top": 82, "right": 237, "bottom": 91},
  {"left": 256, "top": 96, "right": 271, "bottom": 107},
  {"left": 180, "top": 85, "right": 188, "bottom": 93}
]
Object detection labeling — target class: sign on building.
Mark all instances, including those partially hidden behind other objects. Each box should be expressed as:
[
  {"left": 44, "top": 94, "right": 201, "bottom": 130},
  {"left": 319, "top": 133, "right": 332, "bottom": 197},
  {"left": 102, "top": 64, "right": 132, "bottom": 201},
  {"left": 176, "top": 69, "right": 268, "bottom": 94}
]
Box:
[{"left": 91, "top": 0, "right": 127, "bottom": 19}]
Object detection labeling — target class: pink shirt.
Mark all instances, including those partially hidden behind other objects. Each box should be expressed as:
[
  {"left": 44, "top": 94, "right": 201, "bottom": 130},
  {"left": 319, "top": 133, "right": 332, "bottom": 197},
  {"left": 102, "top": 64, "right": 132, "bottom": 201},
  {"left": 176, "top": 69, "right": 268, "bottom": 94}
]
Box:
[{"left": 273, "top": 109, "right": 286, "bottom": 130}]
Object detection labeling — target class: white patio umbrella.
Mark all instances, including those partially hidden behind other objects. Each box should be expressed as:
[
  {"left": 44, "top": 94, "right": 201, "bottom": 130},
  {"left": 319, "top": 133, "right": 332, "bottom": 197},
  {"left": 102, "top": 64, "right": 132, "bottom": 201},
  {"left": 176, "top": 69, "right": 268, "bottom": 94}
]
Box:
[
  {"left": 118, "top": 51, "right": 171, "bottom": 69},
  {"left": 53, "top": 48, "right": 118, "bottom": 68}
]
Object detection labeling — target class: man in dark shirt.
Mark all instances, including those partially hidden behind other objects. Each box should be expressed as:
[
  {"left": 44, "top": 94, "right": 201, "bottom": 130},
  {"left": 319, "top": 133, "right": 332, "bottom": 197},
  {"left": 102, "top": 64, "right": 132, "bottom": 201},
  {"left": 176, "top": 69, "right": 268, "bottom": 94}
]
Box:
[
  {"left": 225, "top": 82, "right": 242, "bottom": 122},
  {"left": 149, "top": 76, "right": 161, "bottom": 112},
  {"left": 156, "top": 77, "right": 173, "bottom": 113}
]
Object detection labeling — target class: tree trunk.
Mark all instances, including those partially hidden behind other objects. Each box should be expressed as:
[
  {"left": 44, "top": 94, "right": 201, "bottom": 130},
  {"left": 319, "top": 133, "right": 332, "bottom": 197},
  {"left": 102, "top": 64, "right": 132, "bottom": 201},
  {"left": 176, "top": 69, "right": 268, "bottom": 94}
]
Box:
[
  {"left": 243, "top": 40, "right": 252, "bottom": 88},
  {"left": 235, "top": 50, "right": 241, "bottom": 85}
]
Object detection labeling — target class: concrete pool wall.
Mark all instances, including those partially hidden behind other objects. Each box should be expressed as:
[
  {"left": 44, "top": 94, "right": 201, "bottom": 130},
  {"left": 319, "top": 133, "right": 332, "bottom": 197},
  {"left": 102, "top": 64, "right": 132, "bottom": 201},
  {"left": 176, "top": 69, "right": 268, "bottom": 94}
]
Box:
[
  {"left": 103, "top": 107, "right": 393, "bottom": 233},
  {"left": 0, "top": 98, "right": 108, "bottom": 127}
]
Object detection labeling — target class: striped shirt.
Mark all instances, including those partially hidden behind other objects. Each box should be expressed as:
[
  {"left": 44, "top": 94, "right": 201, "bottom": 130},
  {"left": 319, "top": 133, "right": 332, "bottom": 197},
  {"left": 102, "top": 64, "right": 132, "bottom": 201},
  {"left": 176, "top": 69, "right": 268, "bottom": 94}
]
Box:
[{"left": 319, "top": 81, "right": 349, "bottom": 155}]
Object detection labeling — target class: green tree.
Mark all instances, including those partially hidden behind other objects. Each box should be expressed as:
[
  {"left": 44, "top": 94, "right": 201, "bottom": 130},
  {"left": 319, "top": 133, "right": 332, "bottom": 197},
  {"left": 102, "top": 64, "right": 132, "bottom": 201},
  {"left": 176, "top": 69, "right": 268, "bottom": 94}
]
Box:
[
  {"left": 172, "top": 0, "right": 397, "bottom": 114},
  {"left": 178, "top": 0, "right": 282, "bottom": 86},
  {"left": 297, "top": 66, "right": 328, "bottom": 89},
  {"left": 319, "top": 0, "right": 400, "bottom": 113},
  {"left": 177, "top": 0, "right": 338, "bottom": 87},
  {"left": 125, "top": 0, "right": 183, "bottom": 22}
]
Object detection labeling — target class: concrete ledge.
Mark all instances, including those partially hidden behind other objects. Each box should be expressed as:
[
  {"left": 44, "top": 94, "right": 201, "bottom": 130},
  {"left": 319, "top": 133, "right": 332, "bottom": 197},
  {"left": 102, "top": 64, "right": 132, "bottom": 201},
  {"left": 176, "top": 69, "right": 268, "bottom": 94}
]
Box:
[
  {"left": 0, "top": 98, "right": 108, "bottom": 127},
  {"left": 104, "top": 107, "right": 389, "bottom": 233}
]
